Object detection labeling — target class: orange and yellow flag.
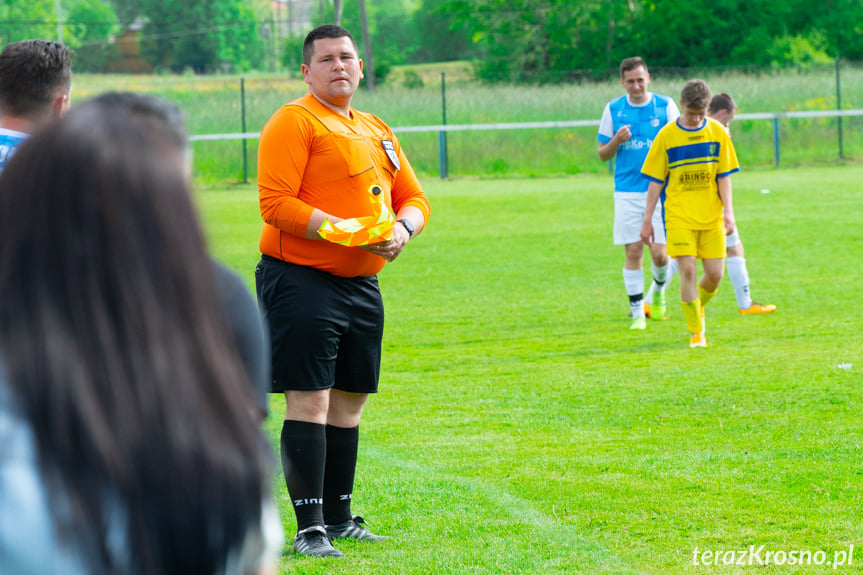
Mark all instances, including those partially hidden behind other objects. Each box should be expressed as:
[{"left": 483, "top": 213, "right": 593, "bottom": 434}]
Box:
[{"left": 317, "top": 185, "right": 395, "bottom": 246}]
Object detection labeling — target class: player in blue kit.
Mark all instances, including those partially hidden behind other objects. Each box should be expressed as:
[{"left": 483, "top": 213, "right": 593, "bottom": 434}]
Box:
[
  {"left": 708, "top": 93, "right": 776, "bottom": 316},
  {"left": 0, "top": 40, "right": 72, "bottom": 173},
  {"left": 0, "top": 130, "right": 27, "bottom": 172},
  {"left": 597, "top": 57, "right": 680, "bottom": 330}
]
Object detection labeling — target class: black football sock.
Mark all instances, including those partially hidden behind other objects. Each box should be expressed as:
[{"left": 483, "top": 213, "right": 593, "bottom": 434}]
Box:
[
  {"left": 281, "top": 420, "right": 327, "bottom": 532},
  {"left": 322, "top": 424, "right": 360, "bottom": 525}
]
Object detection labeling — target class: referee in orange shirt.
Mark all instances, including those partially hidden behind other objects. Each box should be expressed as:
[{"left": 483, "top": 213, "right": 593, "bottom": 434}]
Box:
[{"left": 256, "top": 25, "right": 430, "bottom": 558}]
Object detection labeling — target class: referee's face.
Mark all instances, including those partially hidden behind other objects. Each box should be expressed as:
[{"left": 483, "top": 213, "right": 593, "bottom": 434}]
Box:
[{"left": 302, "top": 36, "right": 364, "bottom": 113}]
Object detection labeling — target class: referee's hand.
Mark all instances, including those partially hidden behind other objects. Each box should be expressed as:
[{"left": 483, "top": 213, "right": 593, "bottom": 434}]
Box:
[{"left": 359, "top": 223, "right": 410, "bottom": 262}]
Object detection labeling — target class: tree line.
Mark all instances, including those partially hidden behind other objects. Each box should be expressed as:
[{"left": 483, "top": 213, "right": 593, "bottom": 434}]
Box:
[{"left": 1, "top": 0, "right": 861, "bottom": 80}]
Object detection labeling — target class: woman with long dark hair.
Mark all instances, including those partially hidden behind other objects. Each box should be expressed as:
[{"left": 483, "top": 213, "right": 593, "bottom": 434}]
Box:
[{"left": 0, "top": 94, "right": 281, "bottom": 574}]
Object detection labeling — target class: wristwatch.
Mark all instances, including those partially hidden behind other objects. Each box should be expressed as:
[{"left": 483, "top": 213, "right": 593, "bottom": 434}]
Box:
[{"left": 397, "top": 218, "right": 415, "bottom": 238}]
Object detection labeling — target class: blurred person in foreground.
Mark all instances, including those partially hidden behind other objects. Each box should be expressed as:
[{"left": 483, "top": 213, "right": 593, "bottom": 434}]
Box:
[
  {"left": 0, "top": 39, "right": 72, "bottom": 173},
  {"left": 110, "top": 91, "right": 273, "bottom": 421},
  {"left": 641, "top": 79, "right": 740, "bottom": 348},
  {"left": 256, "top": 24, "right": 430, "bottom": 557},
  {"left": 0, "top": 93, "right": 282, "bottom": 574},
  {"left": 707, "top": 93, "right": 776, "bottom": 316}
]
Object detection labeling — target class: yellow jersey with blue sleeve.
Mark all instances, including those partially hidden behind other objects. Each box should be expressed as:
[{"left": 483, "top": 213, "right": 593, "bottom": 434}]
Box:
[{"left": 641, "top": 116, "right": 739, "bottom": 230}]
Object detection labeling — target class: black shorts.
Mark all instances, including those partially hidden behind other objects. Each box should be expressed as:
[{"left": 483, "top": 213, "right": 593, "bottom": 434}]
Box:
[{"left": 255, "top": 256, "right": 383, "bottom": 394}]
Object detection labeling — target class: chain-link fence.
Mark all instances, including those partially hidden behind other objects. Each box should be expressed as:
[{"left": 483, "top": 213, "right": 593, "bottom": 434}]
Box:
[{"left": 66, "top": 59, "right": 863, "bottom": 182}]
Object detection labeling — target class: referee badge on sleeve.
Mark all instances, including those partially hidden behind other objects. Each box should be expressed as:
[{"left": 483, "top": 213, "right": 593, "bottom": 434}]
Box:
[{"left": 381, "top": 139, "right": 400, "bottom": 171}]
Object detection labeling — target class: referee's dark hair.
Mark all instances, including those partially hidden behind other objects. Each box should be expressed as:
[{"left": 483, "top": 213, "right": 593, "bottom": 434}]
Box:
[{"left": 302, "top": 24, "right": 359, "bottom": 66}]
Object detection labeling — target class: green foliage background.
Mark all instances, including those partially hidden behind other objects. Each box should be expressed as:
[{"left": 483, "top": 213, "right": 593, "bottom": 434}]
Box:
[
  {"left": 2, "top": 0, "right": 863, "bottom": 78},
  {"left": 137, "top": 0, "right": 264, "bottom": 73}
]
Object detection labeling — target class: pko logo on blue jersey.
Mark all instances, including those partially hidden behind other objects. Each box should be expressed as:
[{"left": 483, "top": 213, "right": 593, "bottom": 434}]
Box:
[
  {"left": 622, "top": 138, "right": 653, "bottom": 151},
  {"left": 651, "top": 118, "right": 660, "bottom": 128}
]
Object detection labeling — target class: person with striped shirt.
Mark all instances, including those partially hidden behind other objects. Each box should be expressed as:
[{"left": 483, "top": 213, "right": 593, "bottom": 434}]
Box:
[{"left": 640, "top": 80, "right": 740, "bottom": 348}]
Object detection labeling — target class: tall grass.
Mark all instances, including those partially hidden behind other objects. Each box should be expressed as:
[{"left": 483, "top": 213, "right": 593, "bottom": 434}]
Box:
[
  {"left": 76, "top": 62, "right": 863, "bottom": 181},
  {"left": 198, "top": 164, "right": 863, "bottom": 574}
]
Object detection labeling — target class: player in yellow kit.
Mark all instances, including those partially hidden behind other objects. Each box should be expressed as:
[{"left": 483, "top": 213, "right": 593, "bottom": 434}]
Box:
[{"left": 640, "top": 79, "right": 740, "bottom": 348}]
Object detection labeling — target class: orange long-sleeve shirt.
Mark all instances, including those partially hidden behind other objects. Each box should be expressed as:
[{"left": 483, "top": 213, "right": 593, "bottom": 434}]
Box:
[{"left": 258, "top": 93, "right": 430, "bottom": 278}]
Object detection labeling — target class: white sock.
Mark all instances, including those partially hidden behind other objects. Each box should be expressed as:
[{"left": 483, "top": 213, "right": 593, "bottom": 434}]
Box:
[
  {"left": 667, "top": 258, "right": 678, "bottom": 286},
  {"left": 645, "top": 258, "right": 677, "bottom": 302},
  {"left": 726, "top": 256, "right": 752, "bottom": 310},
  {"left": 623, "top": 268, "right": 645, "bottom": 318},
  {"left": 652, "top": 262, "right": 669, "bottom": 287}
]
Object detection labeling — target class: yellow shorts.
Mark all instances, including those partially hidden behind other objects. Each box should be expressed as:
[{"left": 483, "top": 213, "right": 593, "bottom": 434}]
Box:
[{"left": 666, "top": 226, "right": 727, "bottom": 259}]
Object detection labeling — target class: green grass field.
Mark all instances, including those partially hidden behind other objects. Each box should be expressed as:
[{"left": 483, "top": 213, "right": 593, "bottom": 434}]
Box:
[{"left": 199, "top": 165, "right": 863, "bottom": 574}]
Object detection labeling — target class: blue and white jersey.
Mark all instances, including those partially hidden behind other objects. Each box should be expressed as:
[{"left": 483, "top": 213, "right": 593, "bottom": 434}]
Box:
[
  {"left": 0, "top": 128, "right": 29, "bottom": 174},
  {"left": 597, "top": 93, "right": 679, "bottom": 194}
]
